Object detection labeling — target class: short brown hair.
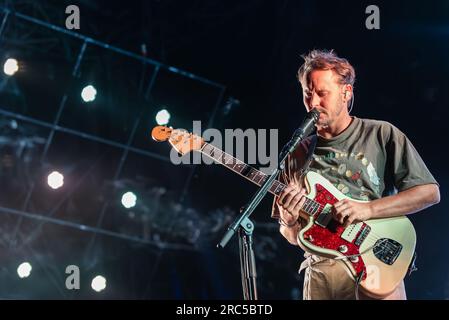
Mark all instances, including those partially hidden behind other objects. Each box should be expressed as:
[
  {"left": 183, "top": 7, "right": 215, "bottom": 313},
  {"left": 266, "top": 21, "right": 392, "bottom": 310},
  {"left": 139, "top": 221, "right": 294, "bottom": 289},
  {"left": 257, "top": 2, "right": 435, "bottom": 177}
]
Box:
[{"left": 297, "top": 49, "right": 356, "bottom": 88}]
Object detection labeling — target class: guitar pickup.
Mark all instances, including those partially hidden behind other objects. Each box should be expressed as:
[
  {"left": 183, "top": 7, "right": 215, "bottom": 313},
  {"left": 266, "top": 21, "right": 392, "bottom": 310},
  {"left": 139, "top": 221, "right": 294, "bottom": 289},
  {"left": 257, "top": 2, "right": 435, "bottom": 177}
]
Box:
[
  {"left": 315, "top": 204, "right": 333, "bottom": 228},
  {"left": 341, "top": 222, "right": 363, "bottom": 242}
]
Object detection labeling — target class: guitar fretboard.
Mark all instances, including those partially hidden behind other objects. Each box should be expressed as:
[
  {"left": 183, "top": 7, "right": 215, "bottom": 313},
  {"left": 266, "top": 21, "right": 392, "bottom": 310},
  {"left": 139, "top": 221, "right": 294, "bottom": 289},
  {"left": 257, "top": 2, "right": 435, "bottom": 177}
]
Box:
[{"left": 200, "top": 143, "right": 321, "bottom": 216}]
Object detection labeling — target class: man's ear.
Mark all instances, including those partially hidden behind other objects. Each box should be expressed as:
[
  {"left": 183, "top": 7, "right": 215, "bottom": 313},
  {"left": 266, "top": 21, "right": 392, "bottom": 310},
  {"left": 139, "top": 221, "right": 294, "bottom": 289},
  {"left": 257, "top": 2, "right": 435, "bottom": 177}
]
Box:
[{"left": 343, "top": 84, "right": 353, "bottom": 101}]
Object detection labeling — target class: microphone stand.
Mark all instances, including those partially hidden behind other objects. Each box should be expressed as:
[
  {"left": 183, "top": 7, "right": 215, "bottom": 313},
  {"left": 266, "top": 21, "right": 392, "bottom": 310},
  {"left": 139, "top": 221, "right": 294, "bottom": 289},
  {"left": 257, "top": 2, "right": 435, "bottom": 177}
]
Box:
[{"left": 218, "top": 110, "right": 319, "bottom": 300}]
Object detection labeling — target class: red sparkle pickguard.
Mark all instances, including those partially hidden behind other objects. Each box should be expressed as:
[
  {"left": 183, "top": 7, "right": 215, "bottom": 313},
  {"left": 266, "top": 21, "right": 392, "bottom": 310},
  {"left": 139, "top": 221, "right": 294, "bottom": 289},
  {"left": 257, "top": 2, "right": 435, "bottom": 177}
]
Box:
[{"left": 303, "top": 184, "right": 367, "bottom": 279}]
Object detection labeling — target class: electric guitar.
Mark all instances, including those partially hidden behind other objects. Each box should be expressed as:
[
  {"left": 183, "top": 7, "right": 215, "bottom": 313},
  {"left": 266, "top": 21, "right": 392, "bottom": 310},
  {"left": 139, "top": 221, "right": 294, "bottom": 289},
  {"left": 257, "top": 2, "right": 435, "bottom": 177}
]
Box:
[{"left": 151, "top": 125, "right": 417, "bottom": 298}]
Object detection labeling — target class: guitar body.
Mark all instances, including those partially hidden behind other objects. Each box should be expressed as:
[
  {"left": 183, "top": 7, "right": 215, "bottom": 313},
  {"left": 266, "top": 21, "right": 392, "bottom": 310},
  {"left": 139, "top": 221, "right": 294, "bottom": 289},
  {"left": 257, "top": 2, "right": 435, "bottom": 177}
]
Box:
[{"left": 297, "top": 171, "right": 416, "bottom": 298}]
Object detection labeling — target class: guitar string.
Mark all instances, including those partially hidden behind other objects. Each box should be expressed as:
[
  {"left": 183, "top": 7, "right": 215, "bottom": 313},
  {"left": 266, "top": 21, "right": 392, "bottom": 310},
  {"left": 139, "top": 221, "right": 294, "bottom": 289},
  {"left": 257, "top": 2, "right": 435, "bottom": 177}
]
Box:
[
  {"left": 202, "top": 151, "right": 402, "bottom": 265},
  {"left": 305, "top": 201, "right": 390, "bottom": 242},
  {"left": 203, "top": 146, "right": 394, "bottom": 244},
  {"left": 201, "top": 148, "right": 401, "bottom": 263},
  {"left": 306, "top": 207, "right": 387, "bottom": 241}
]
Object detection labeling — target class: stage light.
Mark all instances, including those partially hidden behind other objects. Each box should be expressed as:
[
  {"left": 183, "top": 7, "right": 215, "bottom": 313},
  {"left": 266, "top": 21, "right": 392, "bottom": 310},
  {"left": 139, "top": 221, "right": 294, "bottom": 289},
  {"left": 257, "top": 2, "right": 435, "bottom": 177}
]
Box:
[
  {"left": 3, "top": 58, "right": 19, "bottom": 76},
  {"left": 10, "top": 120, "right": 18, "bottom": 129},
  {"left": 17, "top": 262, "right": 32, "bottom": 278},
  {"left": 47, "top": 171, "right": 64, "bottom": 189},
  {"left": 155, "top": 109, "right": 170, "bottom": 125},
  {"left": 121, "top": 191, "right": 137, "bottom": 209},
  {"left": 81, "top": 85, "right": 97, "bottom": 102},
  {"left": 91, "top": 275, "right": 106, "bottom": 292}
]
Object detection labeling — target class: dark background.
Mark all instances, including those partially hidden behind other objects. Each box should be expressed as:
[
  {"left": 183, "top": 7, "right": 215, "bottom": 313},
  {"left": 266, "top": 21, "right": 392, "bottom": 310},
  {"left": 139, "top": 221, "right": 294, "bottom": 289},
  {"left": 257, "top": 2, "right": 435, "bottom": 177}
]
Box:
[{"left": 0, "top": 0, "right": 447, "bottom": 299}]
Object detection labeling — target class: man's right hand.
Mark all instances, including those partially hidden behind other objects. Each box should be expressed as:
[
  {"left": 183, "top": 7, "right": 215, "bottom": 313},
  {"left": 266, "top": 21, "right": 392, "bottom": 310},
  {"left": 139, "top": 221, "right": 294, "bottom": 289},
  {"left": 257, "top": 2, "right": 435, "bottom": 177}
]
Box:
[{"left": 276, "top": 182, "right": 307, "bottom": 225}]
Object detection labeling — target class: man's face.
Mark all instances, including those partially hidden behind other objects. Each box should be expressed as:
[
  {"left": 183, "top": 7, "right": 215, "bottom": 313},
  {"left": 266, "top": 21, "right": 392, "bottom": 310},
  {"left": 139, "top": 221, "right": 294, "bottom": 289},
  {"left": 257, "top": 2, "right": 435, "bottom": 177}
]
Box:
[{"left": 302, "top": 69, "right": 349, "bottom": 130}]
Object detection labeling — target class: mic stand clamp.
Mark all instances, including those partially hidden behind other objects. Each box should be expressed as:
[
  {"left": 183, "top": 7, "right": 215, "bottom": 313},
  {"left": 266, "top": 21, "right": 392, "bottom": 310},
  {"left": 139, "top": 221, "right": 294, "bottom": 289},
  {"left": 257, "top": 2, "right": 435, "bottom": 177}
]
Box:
[{"left": 238, "top": 216, "right": 257, "bottom": 300}]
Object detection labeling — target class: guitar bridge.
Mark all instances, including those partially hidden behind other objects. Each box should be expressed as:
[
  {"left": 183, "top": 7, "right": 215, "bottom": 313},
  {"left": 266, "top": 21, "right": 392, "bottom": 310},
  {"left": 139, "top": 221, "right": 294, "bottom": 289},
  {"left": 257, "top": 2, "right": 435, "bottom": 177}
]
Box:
[{"left": 354, "top": 225, "right": 371, "bottom": 246}]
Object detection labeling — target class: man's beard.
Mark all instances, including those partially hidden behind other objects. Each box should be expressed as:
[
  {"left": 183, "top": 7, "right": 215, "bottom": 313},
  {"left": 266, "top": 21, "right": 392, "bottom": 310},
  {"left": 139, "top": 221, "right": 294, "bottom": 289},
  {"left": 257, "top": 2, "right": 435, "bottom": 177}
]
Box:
[
  {"left": 316, "top": 116, "right": 331, "bottom": 129},
  {"left": 315, "top": 100, "right": 345, "bottom": 129}
]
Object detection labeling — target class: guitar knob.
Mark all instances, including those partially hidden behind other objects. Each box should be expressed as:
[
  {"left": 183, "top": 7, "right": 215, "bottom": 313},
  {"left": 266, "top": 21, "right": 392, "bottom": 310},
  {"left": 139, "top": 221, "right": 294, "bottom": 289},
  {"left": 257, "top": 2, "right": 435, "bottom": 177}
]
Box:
[
  {"left": 349, "top": 256, "right": 359, "bottom": 263},
  {"left": 338, "top": 245, "right": 348, "bottom": 253}
]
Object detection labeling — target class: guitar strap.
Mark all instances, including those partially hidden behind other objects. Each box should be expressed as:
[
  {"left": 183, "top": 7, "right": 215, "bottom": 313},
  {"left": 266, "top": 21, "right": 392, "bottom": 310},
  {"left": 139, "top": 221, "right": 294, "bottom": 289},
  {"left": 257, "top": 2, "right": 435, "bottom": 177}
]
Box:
[{"left": 299, "top": 134, "right": 318, "bottom": 178}]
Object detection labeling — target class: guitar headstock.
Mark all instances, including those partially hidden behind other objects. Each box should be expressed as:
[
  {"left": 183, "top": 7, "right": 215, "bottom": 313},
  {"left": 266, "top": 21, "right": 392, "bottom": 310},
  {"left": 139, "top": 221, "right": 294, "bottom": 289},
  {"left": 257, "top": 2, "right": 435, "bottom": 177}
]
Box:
[{"left": 151, "top": 126, "right": 205, "bottom": 155}]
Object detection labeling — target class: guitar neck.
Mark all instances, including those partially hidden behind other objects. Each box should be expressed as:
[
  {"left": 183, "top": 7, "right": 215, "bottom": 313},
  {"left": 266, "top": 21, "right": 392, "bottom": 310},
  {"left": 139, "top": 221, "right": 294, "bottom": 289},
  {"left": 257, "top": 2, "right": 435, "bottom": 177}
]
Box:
[
  {"left": 199, "top": 142, "right": 320, "bottom": 216},
  {"left": 200, "top": 143, "right": 285, "bottom": 196}
]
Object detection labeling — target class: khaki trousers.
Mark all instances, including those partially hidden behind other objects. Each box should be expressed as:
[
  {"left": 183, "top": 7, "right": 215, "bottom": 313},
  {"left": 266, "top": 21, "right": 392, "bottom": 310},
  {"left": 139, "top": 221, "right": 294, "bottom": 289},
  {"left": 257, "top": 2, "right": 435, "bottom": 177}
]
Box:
[{"left": 300, "top": 254, "right": 407, "bottom": 300}]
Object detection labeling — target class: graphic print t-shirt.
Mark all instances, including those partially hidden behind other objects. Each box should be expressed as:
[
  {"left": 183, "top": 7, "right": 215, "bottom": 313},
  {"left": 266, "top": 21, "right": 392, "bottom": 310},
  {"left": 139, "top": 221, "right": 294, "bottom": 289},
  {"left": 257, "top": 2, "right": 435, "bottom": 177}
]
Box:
[{"left": 272, "top": 116, "right": 438, "bottom": 220}]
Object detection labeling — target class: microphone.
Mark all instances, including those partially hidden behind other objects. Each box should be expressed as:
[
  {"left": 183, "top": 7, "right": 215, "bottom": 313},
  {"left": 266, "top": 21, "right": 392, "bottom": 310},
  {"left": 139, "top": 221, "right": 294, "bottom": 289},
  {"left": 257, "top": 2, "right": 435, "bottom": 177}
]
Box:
[{"left": 287, "top": 109, "right": 320, "bottom": 153}]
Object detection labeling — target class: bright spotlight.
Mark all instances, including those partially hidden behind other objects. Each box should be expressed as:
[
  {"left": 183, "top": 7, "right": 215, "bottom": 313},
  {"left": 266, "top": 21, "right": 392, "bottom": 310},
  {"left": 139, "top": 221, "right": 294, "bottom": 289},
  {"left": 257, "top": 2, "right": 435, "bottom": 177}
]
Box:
[
  {"left": 91, "top": 275, "right": 106, "bottom": 292},
  {"left": 121, "top": 191, "right": 137, "bottom": 209},
  {"left": 155, "top": 109, "right": 170, "bottom": 125},
  {"left": 3, "top": 58, "right": 19, "bottom": 76},
  {"left": 47, "top": 171, "right": 64, "bottom": 189},
  {"left": 81, "top": 85, "right": 97, "bottom": 102},
  {"left": 17, "top": 262, "right": 32, "bottom": 278}
]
